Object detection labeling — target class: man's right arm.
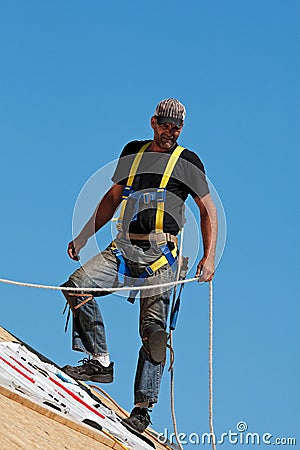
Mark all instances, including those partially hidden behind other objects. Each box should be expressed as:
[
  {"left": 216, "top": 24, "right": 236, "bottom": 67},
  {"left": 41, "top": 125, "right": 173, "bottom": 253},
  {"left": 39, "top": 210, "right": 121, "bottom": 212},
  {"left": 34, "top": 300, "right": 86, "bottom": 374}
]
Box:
[{"left": 68, "top": 183, "right": 123, "bottom": 260}]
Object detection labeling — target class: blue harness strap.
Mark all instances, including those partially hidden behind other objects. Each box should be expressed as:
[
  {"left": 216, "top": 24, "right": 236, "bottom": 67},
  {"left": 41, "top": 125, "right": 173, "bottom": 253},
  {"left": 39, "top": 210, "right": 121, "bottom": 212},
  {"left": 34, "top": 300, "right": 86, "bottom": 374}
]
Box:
[
  {"left": 169, "top": 256, "right": 189, "bottom": 330},
  {"left": 158, "top": 243, "right": 177, "bottom": 271},
  {"left": 170, "top": 293, "right": 182, "bottom": 330},
  {"left": 112, "top": 240, "right": 178, "bottom": 303},
  {"left": 127, "top": 244, "right": 178, "bottom": 303},
  {"left": 111, "top": 247, "right": 131, "bottom": 285}
]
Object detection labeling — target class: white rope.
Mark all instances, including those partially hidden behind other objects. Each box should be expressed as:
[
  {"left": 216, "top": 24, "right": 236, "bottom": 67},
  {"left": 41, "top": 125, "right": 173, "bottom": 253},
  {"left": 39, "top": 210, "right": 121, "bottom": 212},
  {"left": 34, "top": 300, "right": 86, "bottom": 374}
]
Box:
[
  {"left": 209, "top": 280, "right": 217, "bottom": 450},
  {"left": 0, "top": 275, "right": 199, "bottom": 292},
  {"left": 169, "top": 333, "right": 184, "bottom": 450},
  {"left": 169, "top": 226, "right": 185, "bottom": 450}
]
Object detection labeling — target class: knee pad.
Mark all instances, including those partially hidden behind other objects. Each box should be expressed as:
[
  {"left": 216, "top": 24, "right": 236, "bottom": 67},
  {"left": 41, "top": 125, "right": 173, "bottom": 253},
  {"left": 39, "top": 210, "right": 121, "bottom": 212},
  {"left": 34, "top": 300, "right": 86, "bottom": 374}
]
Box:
[{"left": 143, "top": 323, "right": 169, "bottom": 363}]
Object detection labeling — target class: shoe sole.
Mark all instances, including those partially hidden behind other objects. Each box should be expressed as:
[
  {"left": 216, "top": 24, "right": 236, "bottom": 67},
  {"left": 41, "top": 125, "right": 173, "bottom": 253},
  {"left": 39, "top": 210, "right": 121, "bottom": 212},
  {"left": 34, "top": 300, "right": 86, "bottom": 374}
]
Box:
[
  {"left": 62, "top": 368, "right": 113, "bottom": 383},
  {"left": 121, "top": 420, "right": 155, "bottom": 448},
  {"left": 86, "top": 374, "right": 113, "bottom": 383},
  {"left": 75, "top": 374, "right": 113, "bottom": 383}
]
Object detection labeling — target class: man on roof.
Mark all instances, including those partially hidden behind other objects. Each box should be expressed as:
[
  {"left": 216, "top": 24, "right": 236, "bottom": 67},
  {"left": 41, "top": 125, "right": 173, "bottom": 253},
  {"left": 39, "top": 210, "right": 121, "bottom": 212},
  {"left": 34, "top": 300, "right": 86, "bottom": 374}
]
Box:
[{"left": 61, "top": 98, "right": 218, "bottom": 433}]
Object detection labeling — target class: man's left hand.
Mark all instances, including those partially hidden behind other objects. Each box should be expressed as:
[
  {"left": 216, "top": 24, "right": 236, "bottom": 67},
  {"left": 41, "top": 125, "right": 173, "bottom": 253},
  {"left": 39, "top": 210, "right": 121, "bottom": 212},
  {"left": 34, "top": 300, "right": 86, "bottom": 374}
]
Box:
[{"left": 196, "top": 257, "right": 215, "bottom": 282}]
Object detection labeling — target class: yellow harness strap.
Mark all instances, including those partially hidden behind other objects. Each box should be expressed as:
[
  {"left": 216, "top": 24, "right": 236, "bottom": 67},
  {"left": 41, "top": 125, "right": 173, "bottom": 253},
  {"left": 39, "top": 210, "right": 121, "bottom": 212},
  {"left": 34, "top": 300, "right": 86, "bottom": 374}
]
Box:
[
  {"left": 147, "top": 244, "right": 178, "bottom": 274},
  {"left": 155, "top": 145, "right": 185, "bottom": 233},
  {"left": 117, "top": 142, "right": 185, "bottom": 234},
  {"left": 117, "top": 142, "right": 152, "bottom": 231},
  {"left": 127, "top": 142, "right": 152, "bottom": 186}
]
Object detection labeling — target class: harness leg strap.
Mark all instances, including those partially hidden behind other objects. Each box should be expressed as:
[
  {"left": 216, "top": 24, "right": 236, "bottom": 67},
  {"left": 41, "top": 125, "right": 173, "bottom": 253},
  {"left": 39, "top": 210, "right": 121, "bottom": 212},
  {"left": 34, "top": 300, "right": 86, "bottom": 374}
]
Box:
[{"left": 142, "top": 323, "right": 169, "bottom": 363}]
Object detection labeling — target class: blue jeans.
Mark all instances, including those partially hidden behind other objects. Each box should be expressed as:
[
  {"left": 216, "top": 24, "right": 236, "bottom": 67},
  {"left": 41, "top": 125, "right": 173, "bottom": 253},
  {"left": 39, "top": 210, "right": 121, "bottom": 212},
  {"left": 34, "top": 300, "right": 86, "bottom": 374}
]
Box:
[{"left": 62, "top": 239, "right": 176, "bottom": 405}]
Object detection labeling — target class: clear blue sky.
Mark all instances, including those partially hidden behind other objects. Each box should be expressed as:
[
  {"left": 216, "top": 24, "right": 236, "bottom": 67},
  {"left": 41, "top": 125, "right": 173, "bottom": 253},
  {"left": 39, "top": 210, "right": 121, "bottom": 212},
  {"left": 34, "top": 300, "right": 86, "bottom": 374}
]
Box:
[{"left": 0, "top": 1, "right": 299, "bottom": 448}]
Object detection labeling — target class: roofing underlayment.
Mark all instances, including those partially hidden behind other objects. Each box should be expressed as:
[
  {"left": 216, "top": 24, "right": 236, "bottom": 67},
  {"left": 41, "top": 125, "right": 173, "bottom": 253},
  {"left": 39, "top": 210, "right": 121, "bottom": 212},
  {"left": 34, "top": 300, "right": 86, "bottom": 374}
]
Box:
[{"left": 0, "top": 327, "right": 175, "bottom": 450}]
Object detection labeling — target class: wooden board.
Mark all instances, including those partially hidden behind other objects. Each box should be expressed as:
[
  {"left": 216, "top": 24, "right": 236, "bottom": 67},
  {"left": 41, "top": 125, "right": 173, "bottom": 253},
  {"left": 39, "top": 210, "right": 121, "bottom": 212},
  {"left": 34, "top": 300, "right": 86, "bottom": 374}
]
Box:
[{"left": 0, "top": 384, "right": 122, "bottom": 450}]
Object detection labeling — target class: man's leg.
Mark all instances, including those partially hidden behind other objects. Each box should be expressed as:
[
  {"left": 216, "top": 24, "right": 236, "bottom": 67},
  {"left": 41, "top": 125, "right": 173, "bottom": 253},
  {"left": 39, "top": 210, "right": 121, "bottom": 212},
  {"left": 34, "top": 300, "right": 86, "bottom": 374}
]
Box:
[
  {"left": 61, "top": 245, "right": 119, "bottom": 382},
  {"left": 122, "top": 263, "right": 175, "bottom": 432},
  {"left": 135, "top": 280, "right": 172, "bottom": 406}
]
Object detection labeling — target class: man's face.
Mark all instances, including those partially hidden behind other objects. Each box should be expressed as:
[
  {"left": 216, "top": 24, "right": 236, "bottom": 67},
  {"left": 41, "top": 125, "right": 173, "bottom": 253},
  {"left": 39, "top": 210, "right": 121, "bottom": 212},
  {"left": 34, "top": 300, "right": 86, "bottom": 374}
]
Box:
[{"left": 151, "top": 117, "right": 183, "bottom": 150}]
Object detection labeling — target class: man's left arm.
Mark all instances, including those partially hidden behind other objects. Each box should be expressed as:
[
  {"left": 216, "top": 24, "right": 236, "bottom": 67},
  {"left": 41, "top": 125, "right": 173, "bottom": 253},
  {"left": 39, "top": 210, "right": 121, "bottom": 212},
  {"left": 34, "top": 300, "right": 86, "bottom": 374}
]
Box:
[{"left": 194, "top": 193, "right": 218, "bottom": 282}]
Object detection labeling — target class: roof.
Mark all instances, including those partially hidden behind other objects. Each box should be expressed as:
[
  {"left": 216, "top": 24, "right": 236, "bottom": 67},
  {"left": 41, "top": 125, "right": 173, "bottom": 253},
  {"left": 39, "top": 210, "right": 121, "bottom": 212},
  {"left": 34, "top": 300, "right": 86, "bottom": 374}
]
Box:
[{"left": 0, "top": 326, "right": 174, "bottom": 450}]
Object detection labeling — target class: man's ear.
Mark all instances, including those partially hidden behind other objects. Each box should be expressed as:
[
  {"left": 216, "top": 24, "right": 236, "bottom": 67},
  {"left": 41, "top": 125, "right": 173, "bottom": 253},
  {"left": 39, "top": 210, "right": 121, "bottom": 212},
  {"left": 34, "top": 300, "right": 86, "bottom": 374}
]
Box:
[{"left": 150, "top": 116, "right": 156, "bottom": 129}]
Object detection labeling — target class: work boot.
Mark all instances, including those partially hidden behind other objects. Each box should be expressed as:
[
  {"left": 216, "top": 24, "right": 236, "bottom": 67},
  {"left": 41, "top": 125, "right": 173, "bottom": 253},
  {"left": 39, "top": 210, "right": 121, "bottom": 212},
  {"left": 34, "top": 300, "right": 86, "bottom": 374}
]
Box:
[
  {"left": 62, "top": 358, "right": 114, "bottom": 383},
  {"left": 122, "top": 407, "right": 151, "bottom": 433}
]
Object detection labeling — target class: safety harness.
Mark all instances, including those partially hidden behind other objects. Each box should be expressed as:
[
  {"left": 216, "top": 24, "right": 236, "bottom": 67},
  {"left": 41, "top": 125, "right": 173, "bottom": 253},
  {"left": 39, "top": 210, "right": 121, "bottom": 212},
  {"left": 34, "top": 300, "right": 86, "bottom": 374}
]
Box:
[{"left": 112, "top": 141, "right": 186, "bottom": 302}]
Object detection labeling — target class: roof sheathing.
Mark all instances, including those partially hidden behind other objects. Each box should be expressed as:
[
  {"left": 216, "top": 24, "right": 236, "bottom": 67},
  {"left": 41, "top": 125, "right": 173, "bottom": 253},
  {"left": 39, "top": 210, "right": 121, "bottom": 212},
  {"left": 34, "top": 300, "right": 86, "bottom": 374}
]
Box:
[
  {"left": 0, "top": 327, "right": 173, "bottom": 450},
  {"left": 0, "top": 327, "right": 123, "bottom": 449},
  {"left": 0, "top": 384, "right": 119, "bottom": 449}
]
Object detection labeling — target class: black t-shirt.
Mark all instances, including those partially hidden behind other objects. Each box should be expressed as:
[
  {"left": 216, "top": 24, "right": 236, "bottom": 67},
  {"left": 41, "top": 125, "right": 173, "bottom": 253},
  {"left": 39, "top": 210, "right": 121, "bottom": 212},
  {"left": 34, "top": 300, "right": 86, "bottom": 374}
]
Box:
[{"left": 112, "top": 140, "right": 209, "bottom": 236}]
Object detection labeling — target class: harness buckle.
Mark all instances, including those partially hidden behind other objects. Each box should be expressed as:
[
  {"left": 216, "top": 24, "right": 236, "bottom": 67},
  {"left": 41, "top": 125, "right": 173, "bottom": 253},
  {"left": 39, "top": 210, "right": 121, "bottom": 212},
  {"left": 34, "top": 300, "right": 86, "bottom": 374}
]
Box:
[
  {"left": 143, "top": 192, "right": 150, "bottom": 204},
  {"left": 154, "top": 231, "right": 168, "bottom": 246},
  {"left": 156, "top": 188, "right": 166, "bottom": 202},
  {"left": 145, "top": 266, "right": 154, "bottom": 276},
  {"left": 112, "top": 248, "right": 122, "bottom": 257},
  {"left": 122, "top": 185, "right": 134, "bottom": 198}
]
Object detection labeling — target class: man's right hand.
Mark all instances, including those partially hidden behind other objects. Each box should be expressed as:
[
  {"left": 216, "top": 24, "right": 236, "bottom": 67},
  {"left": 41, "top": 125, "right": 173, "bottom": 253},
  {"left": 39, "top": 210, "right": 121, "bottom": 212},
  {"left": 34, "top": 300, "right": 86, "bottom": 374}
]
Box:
[{"left": 67, "top": 237, "right": 87, "bottom": 261}]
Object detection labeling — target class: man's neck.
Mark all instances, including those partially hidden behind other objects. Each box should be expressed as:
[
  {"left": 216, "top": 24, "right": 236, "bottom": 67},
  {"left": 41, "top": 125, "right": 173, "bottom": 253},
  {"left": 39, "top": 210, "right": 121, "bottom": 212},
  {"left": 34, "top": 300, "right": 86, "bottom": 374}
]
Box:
[{"left": 149, "top": 141, "right": 177, "bottom": 153}]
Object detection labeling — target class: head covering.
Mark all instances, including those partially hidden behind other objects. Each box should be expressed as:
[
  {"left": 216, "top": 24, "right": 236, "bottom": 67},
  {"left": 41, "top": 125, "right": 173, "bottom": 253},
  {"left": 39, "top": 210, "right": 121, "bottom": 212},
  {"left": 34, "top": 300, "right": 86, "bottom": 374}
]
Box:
[{"left": 154, "top": 98, "right": 186, "bottom": 127}]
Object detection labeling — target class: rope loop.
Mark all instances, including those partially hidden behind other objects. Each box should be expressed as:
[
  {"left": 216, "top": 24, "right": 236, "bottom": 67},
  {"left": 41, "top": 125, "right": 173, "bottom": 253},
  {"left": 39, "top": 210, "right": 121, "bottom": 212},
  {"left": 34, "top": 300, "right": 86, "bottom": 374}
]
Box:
[{"left": 0, "top": 276, "right": 200, "bottom": 293}]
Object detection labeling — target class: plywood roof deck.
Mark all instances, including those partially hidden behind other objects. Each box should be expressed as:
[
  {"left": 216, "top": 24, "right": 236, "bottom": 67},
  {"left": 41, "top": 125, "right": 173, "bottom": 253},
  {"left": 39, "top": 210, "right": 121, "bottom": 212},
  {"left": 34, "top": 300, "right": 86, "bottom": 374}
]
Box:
[
  {"left": 0, "top": 386, "right": 120, "bottom": 450},
  {"left": 0, "top": 327, "right": 123, "bottom": 450},
  {"left": 0, "top": 327, "right": 171, "bottom": 450}
]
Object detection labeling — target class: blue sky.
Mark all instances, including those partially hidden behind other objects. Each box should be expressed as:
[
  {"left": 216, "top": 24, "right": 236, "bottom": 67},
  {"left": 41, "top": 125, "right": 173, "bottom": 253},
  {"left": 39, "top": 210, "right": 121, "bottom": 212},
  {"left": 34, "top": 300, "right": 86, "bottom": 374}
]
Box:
[{"left": 0, "top": 1, "right": 299, "bottom": 448}]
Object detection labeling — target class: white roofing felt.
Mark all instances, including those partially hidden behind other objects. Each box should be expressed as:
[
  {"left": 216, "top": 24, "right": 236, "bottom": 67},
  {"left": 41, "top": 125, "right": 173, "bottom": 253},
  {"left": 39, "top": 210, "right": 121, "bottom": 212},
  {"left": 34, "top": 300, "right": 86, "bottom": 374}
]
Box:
[{"left": 0, "top": 341, "right": 154, "bottom": 450}]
